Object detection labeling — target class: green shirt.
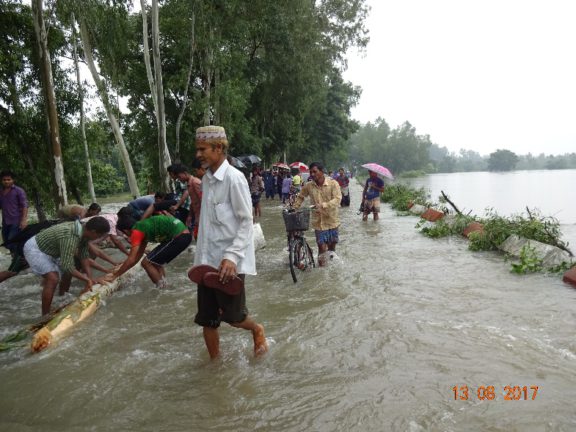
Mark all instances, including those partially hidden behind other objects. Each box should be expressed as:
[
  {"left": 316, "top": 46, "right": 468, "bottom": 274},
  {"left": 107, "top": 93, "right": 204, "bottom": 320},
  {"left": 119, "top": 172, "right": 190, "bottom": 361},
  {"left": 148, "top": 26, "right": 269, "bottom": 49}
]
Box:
[
  {"left": 133, "top": 215, "right": 186, "bottom": 243},
  {"left": 35, "top": 220, "right": 89, "bottom": 273}
]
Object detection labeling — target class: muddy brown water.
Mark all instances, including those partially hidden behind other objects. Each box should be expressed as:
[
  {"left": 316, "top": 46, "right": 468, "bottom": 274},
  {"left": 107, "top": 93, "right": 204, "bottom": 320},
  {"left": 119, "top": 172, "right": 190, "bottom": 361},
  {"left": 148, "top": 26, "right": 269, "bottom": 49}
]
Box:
[{"left": 1, "top": 176, "right": 575, "bottom": 431}]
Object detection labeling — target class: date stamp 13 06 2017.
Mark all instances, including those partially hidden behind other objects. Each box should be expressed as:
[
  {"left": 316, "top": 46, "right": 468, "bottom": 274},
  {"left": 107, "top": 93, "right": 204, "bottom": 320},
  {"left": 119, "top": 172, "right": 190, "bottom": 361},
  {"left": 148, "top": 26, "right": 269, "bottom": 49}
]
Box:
[{"left": 452, "top": 385, "right": 540, "bottom": 401}]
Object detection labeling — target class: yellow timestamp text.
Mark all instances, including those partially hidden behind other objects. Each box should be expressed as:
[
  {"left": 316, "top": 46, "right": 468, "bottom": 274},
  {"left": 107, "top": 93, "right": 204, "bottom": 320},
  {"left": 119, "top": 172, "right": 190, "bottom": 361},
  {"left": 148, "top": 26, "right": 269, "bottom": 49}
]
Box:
[{"left": 452, "top": 385, "right": 540, "bottom": 401}]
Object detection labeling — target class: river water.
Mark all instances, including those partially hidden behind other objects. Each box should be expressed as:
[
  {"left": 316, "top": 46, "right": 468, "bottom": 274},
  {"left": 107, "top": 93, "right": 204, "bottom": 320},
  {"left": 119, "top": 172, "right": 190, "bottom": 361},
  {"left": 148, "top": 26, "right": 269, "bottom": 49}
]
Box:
[{"left": 1, "top": 171, "right": 576, "bottom": 431}]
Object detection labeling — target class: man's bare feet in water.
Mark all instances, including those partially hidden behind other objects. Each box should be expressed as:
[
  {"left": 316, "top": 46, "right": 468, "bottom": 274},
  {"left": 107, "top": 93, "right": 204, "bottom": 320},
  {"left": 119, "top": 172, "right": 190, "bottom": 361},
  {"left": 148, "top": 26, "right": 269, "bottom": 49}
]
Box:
[{"left": 253, "top": 324, "right": 268, "bottom": 357}]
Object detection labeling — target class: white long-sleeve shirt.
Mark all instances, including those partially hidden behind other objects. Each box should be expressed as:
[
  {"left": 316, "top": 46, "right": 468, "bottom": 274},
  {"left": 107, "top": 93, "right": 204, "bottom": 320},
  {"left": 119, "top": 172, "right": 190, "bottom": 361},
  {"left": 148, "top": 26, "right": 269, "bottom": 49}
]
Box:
[{"left": 194, "top": 159, "right": 256, "bottom": 275}]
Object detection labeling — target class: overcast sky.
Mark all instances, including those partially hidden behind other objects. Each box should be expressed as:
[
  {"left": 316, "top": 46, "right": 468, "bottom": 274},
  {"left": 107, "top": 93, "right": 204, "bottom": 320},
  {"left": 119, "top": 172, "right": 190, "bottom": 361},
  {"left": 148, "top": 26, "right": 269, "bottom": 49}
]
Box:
[{"left": 343, "top": 0, "right": 576, "bottom": 156}]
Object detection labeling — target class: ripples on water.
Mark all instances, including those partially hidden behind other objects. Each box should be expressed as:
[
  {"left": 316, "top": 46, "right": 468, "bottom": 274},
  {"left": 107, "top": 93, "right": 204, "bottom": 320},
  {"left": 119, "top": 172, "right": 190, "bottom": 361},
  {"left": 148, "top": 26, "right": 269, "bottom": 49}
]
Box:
[{"left": 1, "top": 181, "right": 576, "bottom": 431}]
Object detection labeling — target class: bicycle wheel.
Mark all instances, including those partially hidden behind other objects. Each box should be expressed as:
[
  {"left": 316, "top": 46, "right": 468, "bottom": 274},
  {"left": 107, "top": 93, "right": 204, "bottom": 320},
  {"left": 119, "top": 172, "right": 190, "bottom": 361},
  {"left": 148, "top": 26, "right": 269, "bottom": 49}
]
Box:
[
  {"left": 289, "top": 237, "right": 315, "bottom": 283},
  {"left": 288, "top": 238, "right": 299, "bottom": 283},
  {"left": 302, "top": 240, "right": 315, "bottom": 269}
]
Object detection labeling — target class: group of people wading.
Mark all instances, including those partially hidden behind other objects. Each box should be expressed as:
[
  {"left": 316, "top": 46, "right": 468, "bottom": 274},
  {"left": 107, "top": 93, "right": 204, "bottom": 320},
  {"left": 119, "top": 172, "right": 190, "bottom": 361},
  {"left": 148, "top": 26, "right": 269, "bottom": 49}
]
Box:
[{"left": 1, "top": 125, "right": 387, "bottom": 360}]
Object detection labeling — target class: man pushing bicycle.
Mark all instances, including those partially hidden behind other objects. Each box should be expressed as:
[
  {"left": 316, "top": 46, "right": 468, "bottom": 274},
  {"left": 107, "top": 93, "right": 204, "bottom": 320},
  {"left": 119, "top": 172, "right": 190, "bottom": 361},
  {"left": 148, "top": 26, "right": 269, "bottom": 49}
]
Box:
[{"left": 292, "top": 162, "right": 342, "bottom": 266}]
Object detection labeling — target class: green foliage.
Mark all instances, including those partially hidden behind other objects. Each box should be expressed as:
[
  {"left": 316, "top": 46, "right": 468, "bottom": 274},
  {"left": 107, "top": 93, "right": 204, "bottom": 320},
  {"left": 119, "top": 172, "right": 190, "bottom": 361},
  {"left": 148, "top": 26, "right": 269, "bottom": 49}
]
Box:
[
  {"left": 417, "top": 219, "right": 453, "bottom": 238},
  {"left": 547, "top": 262, "right": 572, "bottom": 274},
  {"left": 347, "top": 120, "right": 432, "bottom": 175},
  {"left": 467, "top": 208, "right": 569, "bottom": 253},
  {"left": 418, "top": 214, "right": 476, "bottom": 238},
  {"left": 381, "top": 183, "right": 430, "bottom": 212},
  {"left": 510, "top": 245, "right": 543, "bottom": 274},
  {"left": 467, "top": 230, "right": 493, "bottom": 252},
  {"left": 91, "top": 160, "right": 126, "bottom": 195},
  {"left": 488, "top": 149, "right": 519, "bottom": 171}
]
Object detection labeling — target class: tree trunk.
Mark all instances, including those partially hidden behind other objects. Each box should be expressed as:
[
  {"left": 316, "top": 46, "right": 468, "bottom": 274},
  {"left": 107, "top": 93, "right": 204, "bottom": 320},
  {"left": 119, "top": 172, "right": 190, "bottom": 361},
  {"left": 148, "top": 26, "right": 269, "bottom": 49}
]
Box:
[
  {"left": 203, "top": 28, "right": 214, "bottom": 125},
  {"left": 203, "top": 65, "right": 212, "bottom": 125},
  {"left": 213, "top": 66, "right": 220, "bottom": 125},
  {"left": 28, "top": 261, "right": 143, "bottom": 353},
  {"left": 151, "top": 0, "right": 171, "bottom": 192},
  {"left": 72, "top": 13, "right": 96, "bottom": 203},
  {"left": 139, "top": 0, "right": 158, "bottom": 117},
  {"left": 31, "top": 0, "right": 67, "bottom": 208},
  {"left": 175, "top": 10, "right": 196, "bottom": 160},
  {"left": 78, "top": 17, "right": 140, "bottom": 198}
]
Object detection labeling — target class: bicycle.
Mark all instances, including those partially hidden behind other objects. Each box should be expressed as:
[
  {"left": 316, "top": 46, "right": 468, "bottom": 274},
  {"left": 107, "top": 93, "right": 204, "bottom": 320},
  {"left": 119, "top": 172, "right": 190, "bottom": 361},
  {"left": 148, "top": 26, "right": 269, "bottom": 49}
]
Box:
[{"left": 282, "top": 207, "right": 315, "bottom": 283}]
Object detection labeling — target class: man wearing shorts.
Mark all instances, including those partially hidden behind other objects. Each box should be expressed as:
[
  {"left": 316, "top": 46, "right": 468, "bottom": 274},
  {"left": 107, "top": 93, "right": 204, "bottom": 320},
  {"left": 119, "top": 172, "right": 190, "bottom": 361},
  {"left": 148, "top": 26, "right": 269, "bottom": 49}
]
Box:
[
  {"left": 100, "top": 214, "right": 191, "bottom": 289},
  {"left": 193, "top": 125, "right": 268, "bottom": 359},
  {"left": 293, "top": 162, "right": 342, "bottom": 266},
  {"left": 23, "top": 217, "right": 110, "bottom": 315},
  {"left": 362, "top": 170, "right": 385, "bottom": 221}
]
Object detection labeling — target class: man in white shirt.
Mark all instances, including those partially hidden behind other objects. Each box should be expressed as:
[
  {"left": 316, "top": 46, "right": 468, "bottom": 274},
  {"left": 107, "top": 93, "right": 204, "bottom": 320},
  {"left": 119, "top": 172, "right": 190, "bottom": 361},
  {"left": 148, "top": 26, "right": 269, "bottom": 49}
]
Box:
[{"left": 192, "top": 125, "right": 268, "bottom": 359}]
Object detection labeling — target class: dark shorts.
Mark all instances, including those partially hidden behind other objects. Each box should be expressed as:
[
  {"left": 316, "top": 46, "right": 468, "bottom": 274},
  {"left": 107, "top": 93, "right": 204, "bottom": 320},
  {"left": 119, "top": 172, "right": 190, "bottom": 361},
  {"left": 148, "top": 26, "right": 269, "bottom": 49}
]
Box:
[
  {"left": 194, "top": 274, "right": 248, "bottom": 328},
  {"left": 146, "top": 233, "right": 192, "bottom": 265},
  {"left": 251, "top": 193, "right": 261, "bottom": 207},
  {"left": 315, "top": 228, "right": 339, "bottom": 246},
  {"left": 8, "top": 254, "right": 28, "bottom": 273}
]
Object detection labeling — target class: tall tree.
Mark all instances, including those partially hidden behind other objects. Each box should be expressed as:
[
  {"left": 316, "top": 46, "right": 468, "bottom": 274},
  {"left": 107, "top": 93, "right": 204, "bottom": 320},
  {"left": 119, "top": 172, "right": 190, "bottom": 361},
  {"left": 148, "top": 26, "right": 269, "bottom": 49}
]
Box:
[
  {"left": 488, "top": 149, "right": 519, "bottom": 171},
  {"left": 150, "top": 0, "right": 171, "bottom": 190},
  {"left": 71, "top": 13, "right": 96, "bottom": 203},
  {"left": 77, "top": 15, "right": 140, "bottom": 197},
  {"left": 32, "top": 0, "right": 68, "bottom": 207}
]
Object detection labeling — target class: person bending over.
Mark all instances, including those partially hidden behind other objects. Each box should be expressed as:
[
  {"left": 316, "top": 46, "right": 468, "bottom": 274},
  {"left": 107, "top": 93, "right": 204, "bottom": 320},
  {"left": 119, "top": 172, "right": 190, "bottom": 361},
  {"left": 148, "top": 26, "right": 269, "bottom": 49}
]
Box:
[
  {"left": 100, "top": 214, "right": 191, "bottom": 289},
  {"left": 23, "top": 217, "right": 110, "bottom": 315}
]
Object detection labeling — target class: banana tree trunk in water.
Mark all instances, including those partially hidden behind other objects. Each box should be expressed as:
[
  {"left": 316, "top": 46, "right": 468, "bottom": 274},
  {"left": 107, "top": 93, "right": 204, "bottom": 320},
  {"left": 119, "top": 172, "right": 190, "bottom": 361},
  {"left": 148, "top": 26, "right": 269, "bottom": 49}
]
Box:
[
  {"left": 32, "top": 0, "right": 67, "bottom": 207},
  {"left": 79, "top": 18, "right": 140, "bottom": 198},
  {"left": 30, "top": 261, "right": 143, "bottom": 353}
]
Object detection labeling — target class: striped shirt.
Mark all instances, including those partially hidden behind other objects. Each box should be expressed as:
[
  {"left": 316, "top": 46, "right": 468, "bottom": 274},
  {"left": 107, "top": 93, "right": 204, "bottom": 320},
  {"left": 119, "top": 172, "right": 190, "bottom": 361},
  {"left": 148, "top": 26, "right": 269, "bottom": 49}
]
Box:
[{"left": 35, "top": 220, "right": 89, "bottom": 272}]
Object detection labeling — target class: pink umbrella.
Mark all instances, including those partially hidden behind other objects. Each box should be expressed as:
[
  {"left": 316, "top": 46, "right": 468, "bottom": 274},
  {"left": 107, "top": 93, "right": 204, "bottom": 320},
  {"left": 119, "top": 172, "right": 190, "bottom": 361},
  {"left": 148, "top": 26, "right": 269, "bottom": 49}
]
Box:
[
  {"left": 361, "top": 163, "right": 394, "bottom": 180},
  {"left": 289, "top": 161, "right": 309, "bottom": 172}
]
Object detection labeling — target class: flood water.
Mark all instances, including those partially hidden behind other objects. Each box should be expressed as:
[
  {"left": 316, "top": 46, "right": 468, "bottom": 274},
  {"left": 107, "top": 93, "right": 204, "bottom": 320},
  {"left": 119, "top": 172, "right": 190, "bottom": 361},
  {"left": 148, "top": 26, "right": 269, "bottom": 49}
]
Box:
[{"left": 1, "top": 171, "right": 576, "bottom": 431}]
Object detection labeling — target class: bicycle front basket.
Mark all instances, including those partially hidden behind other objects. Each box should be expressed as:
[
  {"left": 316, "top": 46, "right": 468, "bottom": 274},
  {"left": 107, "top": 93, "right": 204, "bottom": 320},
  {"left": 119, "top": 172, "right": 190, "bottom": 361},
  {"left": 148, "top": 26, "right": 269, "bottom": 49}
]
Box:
[{"left": 283, "top": 208, "right": 310, "bottom": 231}]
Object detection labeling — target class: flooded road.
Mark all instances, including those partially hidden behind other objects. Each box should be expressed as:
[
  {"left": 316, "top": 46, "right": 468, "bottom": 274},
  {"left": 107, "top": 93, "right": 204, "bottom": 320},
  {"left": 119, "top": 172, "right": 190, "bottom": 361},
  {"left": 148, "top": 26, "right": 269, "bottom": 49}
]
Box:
[{"left": 1, "top": 180, "right": 576, "bottom": 431}]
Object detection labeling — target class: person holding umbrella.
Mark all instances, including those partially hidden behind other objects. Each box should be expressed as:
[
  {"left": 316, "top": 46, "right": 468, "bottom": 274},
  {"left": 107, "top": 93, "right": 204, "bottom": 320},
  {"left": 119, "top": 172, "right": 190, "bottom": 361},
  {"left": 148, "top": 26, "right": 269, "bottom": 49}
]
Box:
[{"left": 362, "top": 170, "right": 385, "bottom": 221}]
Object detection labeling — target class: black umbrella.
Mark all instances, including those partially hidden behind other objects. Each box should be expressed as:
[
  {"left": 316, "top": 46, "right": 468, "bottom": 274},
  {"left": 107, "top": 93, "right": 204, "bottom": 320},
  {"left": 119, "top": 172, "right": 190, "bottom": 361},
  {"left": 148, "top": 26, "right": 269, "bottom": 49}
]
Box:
[
  {"left": 237, "top": 154, "right": 262, "bottom": 165},
  {"left": 228, "top": 156, "right": 247, "bottom": 169}
]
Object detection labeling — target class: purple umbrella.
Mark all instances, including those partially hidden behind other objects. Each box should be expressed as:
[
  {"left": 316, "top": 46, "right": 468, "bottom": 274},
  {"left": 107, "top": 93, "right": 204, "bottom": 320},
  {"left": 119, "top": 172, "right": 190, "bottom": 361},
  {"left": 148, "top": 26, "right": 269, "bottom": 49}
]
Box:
[{"left": 361, "top": 163, "right": 394, "bottom": 180}]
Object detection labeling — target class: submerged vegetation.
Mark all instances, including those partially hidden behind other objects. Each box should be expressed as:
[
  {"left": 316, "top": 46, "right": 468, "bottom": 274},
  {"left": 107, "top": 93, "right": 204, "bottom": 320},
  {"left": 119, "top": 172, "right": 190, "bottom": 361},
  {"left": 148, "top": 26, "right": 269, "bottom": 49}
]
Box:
[
  {"left": 382, "top": 182, "right": 573, "bottom": 274},
  {"left": 381, "top": 183, "right": 431, "bottom": 212}
]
